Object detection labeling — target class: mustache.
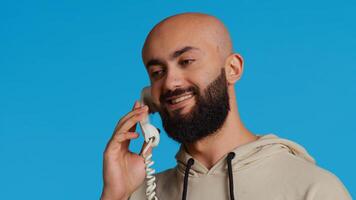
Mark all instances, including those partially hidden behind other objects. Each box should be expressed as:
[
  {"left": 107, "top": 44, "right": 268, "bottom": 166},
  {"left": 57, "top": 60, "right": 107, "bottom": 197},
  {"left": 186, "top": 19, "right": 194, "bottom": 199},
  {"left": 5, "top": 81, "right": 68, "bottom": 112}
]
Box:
[{"left": 160, "top": 86, "right": 198, "bottom": 103}]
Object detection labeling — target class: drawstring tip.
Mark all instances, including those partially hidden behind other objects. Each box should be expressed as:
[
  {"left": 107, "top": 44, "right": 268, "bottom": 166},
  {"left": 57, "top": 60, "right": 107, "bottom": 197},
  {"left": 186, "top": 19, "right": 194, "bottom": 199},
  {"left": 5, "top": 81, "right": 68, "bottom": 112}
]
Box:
[
  {"left": 227, "top": 152, "right": 236, "bottom": 160},
  {"left": 187, "top": 158, "right": 194, "bottom": 166}
]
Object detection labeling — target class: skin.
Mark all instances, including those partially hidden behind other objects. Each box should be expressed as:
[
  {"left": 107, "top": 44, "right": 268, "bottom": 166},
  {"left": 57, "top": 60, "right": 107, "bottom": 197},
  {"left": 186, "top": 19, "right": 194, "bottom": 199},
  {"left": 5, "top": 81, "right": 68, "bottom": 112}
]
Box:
[{"left": 101, "top": 12, "right": 259, "bottom": 200}]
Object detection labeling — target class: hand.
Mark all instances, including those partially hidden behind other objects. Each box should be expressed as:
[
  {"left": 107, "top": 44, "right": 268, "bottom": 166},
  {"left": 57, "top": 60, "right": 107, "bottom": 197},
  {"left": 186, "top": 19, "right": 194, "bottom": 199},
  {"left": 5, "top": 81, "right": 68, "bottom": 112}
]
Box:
[{"left": 101, "top": 101, "right": 152, "bottom": 200}]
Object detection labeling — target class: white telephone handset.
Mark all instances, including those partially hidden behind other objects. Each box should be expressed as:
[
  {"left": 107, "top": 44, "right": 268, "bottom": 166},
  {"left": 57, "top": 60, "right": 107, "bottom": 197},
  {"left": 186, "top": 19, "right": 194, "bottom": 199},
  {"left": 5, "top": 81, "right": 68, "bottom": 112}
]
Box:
[
  {"left": 139, "top": 86, "right": 160, "bottom": 200},
  {"left": 139, "top": 86, "right": 160, "bottom": 147}
]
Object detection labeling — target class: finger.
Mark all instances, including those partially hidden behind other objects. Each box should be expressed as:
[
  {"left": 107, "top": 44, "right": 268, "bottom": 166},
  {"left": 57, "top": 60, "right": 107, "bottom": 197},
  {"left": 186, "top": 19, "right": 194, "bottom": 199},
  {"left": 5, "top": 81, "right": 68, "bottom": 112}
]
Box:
[
  {"left": 109, "top": 131, "right": 139, "bottom": 148},
  {"left": 129, "top": 101, "right": 142, "bottom": 132},
  {"left": 119, "top": 110, "right": 148, "bottom": 133},
  {"left": 113, "top": 107, "right": 148, "bottom": 139},
  {"left": 114, "top": 104, "right": 148, "bottom": 132},
  {"left": 115, "top": 102, "right": 143, "bottom": 126},
  {"left": 119, "top": 130, "right": 139, "bottom": 150},
  {"left": 110, "top": 103, "right": 146, "bottom": 147},
  {"left": 115, "top": 101, "right": 140, "bottom": 128},
  {"left": 105, "top": 102, "right": 143, "bottom": 154},
  {"left": 105, "top": 132, "right": 139, "bottom": 154},
  {"left": 115, "top": 131, "right": 139, "bottom": 143}
]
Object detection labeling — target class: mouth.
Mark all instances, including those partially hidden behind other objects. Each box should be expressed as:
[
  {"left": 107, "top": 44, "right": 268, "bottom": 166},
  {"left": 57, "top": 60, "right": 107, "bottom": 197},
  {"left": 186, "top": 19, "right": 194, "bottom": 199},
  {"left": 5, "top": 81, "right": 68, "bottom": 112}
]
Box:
[{"left": 165, "top": 92, "right": 195, "bottom": 111}]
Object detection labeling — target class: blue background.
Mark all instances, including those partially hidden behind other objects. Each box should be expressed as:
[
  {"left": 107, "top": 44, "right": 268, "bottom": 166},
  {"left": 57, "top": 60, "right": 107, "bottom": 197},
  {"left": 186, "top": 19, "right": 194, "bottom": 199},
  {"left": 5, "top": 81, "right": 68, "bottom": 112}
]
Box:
[{"left": 0, "top": 0, "right": 355, "bottom": 199}]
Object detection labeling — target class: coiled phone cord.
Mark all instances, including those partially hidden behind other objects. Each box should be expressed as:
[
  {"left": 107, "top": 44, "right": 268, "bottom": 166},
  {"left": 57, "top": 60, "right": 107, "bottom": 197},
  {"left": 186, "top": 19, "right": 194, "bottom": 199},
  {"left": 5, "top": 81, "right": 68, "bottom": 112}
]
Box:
[{"left": 141, "top": 138, "right": 158, "bottom": 200}]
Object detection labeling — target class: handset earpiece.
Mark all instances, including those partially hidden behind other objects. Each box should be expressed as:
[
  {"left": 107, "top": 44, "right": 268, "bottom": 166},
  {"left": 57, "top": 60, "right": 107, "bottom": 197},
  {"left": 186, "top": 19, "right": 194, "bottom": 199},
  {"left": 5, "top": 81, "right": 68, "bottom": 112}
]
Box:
[{"left": 139, "top": 86, "right": 160, "bottom": 147}]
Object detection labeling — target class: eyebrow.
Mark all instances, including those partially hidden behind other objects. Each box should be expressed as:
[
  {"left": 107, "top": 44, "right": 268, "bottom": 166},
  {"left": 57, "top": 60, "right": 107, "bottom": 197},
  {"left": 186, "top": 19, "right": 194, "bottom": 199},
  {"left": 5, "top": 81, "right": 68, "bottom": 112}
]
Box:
[
  {"left": 145, "top": 59, "right": 165, "bottom": 69},
  {"left": 145, "top": 46, "right": 200, "bottom": 69}
]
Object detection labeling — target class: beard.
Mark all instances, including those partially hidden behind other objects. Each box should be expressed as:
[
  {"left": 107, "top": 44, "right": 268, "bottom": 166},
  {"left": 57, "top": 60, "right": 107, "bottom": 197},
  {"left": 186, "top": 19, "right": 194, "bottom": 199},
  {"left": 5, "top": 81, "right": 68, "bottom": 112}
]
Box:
[{"left": 159, "top": 68, "right": 230, "bottom": 144}]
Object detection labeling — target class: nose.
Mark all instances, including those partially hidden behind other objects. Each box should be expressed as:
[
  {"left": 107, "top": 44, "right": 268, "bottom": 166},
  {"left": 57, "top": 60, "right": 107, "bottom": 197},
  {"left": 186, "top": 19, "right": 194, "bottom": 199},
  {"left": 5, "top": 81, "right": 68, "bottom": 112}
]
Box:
[{"left": 163, "top": 67, "right": 184, "bottom": 91}]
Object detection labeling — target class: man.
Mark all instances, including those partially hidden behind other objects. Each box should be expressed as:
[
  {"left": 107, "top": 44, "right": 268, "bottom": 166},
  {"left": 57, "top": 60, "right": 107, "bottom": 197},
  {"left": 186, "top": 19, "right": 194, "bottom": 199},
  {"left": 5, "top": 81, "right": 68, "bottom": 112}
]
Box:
[{"left": 101, "top": 13, "right": 352, "bottom": 200}]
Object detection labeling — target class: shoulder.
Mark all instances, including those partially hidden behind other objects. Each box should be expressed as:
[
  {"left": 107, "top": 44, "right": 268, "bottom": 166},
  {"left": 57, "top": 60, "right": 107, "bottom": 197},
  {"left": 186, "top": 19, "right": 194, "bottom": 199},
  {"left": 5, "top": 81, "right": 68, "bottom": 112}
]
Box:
[
  {"left": 303, "top": 166, "right": 352, "bottom": 200},
  {"left": 258, "top": 151, "right": 352, "bottom": 199}
]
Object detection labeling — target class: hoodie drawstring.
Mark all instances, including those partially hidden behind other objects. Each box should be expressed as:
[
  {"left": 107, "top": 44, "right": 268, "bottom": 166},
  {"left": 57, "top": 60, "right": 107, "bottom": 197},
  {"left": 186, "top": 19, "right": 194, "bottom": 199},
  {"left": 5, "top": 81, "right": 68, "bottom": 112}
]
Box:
[
  {"left": 182, "top": 158, "right": 194, "bottom": 200},
  {"left": 227, "top": 152, "right": 236, "bottom": 200},
  {"left": 182, "top": 153, "right": 236, "bottom": 200}
]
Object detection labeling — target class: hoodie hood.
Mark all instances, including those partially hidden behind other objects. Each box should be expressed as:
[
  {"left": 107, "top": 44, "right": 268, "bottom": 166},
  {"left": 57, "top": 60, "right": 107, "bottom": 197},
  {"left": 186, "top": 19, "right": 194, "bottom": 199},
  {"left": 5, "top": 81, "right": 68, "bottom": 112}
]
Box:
[{"left": 175, "top": 133, "right": 316, "bottom": 177}]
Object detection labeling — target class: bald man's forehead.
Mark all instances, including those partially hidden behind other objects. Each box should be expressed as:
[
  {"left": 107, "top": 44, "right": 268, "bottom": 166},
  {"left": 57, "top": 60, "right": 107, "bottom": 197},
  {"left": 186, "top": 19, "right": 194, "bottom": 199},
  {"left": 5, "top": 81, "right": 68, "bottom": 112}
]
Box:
[
  {"left": 142, "top": 13, "right": 232, "bottom": 63},
  {"left": 143, "top": 30, "right": 212, "bottom": 61}
]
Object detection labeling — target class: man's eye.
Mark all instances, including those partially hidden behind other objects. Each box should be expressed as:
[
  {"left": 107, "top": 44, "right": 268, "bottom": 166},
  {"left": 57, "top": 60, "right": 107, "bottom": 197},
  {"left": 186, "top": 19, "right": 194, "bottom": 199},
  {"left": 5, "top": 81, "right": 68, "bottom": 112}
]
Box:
[
  {"left": 151, "top": 70, "right": 164, "bottom": 78},
  {"left": 180, "top": 59, "right": 195, "bottom": 66}
]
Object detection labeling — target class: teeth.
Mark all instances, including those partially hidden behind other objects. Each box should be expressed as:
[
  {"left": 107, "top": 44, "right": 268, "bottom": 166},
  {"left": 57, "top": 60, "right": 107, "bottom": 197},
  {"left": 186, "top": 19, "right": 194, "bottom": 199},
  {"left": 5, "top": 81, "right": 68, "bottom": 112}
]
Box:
[{"left": 171, "top": 94, "right": 193, "bottom": 104}]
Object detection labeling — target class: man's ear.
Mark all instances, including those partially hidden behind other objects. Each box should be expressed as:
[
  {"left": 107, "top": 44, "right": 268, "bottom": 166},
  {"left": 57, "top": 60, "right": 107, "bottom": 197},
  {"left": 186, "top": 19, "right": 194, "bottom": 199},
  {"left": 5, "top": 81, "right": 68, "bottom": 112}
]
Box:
[{"left": 225, "top": 53, "right": 244, "bottom": 85}]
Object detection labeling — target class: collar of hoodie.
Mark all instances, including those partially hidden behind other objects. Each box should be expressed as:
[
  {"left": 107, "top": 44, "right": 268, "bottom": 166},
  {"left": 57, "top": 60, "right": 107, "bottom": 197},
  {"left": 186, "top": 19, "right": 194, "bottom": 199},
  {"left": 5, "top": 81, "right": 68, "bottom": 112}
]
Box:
[{"left": 175, "top": 133, "right": 315, "bottom": 177}]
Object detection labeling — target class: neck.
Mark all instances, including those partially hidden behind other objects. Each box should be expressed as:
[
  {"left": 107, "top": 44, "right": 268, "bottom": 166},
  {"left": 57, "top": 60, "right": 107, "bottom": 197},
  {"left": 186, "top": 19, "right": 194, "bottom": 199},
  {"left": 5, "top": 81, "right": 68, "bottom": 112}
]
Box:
[{"left": 184, "top": 92, "right": 258, "bottom": 169}]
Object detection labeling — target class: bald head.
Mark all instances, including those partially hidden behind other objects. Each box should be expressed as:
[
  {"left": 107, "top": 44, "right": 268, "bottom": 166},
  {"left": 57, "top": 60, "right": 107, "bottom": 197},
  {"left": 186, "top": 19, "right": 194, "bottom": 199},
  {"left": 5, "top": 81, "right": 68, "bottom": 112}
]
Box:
[{"left": 142, "top": 13, "right": 233, "bottom": 65}]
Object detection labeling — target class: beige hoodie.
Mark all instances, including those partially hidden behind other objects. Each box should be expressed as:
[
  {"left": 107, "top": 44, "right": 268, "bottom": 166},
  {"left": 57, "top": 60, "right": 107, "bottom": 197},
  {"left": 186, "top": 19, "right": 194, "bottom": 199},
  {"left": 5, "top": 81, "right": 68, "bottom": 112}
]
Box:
[{"left": 130, "top": 134, "right": 352, "bottom": 200}]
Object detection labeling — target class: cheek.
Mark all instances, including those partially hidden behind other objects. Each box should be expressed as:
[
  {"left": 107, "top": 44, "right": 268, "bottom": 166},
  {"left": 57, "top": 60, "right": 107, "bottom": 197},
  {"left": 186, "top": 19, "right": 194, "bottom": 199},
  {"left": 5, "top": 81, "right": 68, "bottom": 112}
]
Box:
[{"left": 187, "top": 68, "right": 216, "bottom": 89}]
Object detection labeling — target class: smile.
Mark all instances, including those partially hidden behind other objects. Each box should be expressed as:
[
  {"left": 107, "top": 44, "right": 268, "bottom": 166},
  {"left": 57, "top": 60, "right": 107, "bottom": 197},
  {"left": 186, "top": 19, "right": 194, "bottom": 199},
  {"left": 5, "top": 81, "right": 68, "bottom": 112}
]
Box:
[
  {"left": 166, "top": 93, "right": 195, "bottom": 110},
  {"left": 169, "top": 94, "right": 193, "bottom": 104}
]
